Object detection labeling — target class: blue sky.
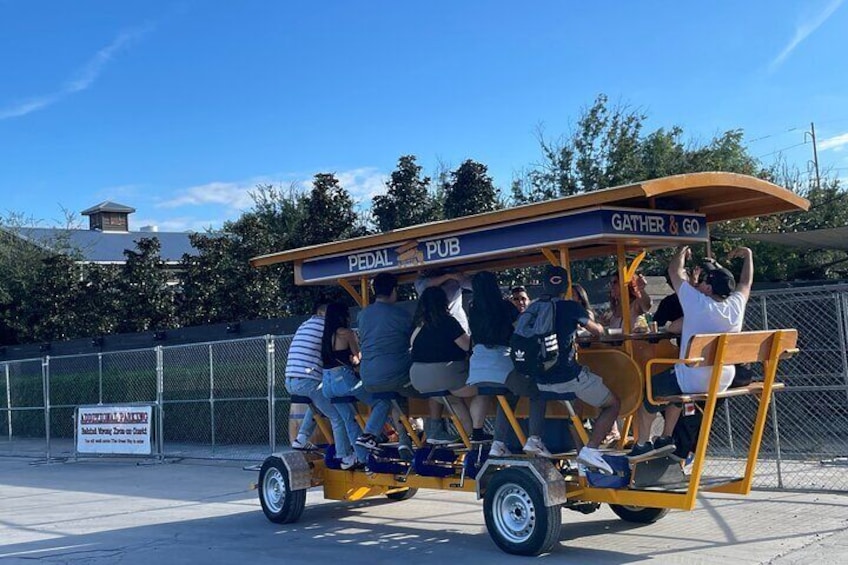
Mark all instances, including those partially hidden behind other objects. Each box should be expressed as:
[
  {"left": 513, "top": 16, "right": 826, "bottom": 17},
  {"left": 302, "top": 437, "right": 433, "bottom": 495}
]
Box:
[{"left": 2, "top": 1, "right": 847, "bottom": 232}]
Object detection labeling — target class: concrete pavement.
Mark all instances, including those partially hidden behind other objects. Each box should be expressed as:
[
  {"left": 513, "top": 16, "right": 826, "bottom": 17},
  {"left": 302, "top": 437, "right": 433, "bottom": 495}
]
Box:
[{"left": 1, "top": 455, "right": 846, "bottom": 564}]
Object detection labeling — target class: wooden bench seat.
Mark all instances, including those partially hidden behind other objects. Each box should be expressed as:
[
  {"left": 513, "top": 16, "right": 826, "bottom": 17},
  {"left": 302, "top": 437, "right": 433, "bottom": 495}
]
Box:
[
  {"left": 657, "top": 381, "right": 786, "bottom": 404},
  {"left": 645, "top": 329, "right": 799, "bottom": 407}
]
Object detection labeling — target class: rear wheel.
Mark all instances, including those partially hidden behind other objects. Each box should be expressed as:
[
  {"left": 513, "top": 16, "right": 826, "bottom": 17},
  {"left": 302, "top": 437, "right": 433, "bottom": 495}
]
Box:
[
  {"left": 386, "top": 488, "right": 418, "bottom": 501},
  {"left": 483, "top": 468, "right": 561, "bottom": 556},
  {"left": 259, "top": 457, "right": 306, "bottom": 524},
  {"left": 608, "top": 504, "right": 669, "bottom": 524}
]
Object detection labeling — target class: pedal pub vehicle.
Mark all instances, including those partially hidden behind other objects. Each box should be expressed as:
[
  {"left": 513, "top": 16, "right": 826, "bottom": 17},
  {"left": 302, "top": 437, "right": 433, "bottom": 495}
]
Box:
[{"left": 249, "top": 172, "right": 808, "bottom": 556}]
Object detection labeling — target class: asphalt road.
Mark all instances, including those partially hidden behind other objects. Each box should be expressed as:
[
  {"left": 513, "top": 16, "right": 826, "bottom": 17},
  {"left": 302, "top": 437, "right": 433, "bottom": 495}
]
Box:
[{"left": 1, "top": 455, "right": 846, "bottom": 564}]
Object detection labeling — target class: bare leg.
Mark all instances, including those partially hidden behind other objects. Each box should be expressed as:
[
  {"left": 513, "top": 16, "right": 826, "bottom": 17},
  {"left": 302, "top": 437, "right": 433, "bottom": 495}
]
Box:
[
  {"left": 445, "top": 397, "right": 472, "bottom": 436},
  {"left": 635, "top": 405, "right": 657, "bottom": 444},
  {"left": 662, "top": 405, "right": 683, "bottom": 437},
  {"left": 587, "top": 394, "right": 620, "bottom": 449},
  {"left": 428, "top": 399, "right": 443, "bottom": 420},
  {"left": 469, "top": 395, "right": 490, "bottom": 429}
]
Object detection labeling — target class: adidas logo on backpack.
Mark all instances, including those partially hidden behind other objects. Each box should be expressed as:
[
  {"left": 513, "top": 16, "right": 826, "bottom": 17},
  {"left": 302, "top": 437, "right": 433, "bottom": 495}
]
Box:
[{"left": 509, "top": 297, "right": 560, "bottom": 380}]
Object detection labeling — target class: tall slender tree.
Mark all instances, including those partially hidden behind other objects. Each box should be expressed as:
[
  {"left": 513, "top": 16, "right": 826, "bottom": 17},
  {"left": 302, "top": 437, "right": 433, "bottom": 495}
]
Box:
[
  {"left": 372, "top": 155, "right": 438, "bottom": 231},
  {"left": 443, "top": 159, "right": 501, "bottom": 219}
]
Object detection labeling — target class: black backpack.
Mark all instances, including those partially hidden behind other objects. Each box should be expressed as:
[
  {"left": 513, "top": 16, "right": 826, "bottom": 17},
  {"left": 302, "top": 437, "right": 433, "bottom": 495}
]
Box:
[{"left": 509, "top": 298, "right": 559, "bottom": 379}]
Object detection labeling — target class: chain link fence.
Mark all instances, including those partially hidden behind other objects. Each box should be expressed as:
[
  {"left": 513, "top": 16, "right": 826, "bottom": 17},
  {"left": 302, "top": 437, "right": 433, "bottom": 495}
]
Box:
[
  {"left": 2, "top": 285, "right": 847, "bottom": 492},
  {"left": 705, "top": 285, "right": 848, "bottom": 491}
]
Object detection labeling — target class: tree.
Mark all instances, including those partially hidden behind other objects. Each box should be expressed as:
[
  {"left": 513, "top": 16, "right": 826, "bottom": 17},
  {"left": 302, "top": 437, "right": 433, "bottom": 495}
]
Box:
[
  {"left": 513, "top": 94, "right": 763, "bottom": 205},
  {"left": 0, "top": 213, "right": 102, "bottom": 344},
  {"left": 443, "top": 159, "right": 501, "bottom": 219},
  {"left": 297, "top": 173, "right": 365, "bottom": 247},
  {"left": 177, "top": 184, "right": 308, "bottom": 324},
  {"left": 372, "top": 155, "right": 438, "bottom": 231},
  {"left": 114, "top": 238, "right": 176, "bottom": 333},
  {"left": 713, "top": 164, "right": 848, "bottom": 281}
]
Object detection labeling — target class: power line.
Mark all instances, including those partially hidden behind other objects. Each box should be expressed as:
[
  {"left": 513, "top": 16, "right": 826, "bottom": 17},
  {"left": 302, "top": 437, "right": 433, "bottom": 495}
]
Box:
[
  {"left": 745, "top": 126, "right": 803, "bottom": 145},
  {"left": 755, "top": 141, "right": 807, "bottom": 159}
]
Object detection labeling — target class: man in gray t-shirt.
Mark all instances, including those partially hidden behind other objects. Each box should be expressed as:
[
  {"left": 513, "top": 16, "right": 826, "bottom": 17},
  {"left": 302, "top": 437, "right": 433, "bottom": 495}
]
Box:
[
  {"left": 355, "top": 273, "right": 415, "bottom": 455},
  {"left": 358, "top": 300, "right": 413, "bottom": 390}
]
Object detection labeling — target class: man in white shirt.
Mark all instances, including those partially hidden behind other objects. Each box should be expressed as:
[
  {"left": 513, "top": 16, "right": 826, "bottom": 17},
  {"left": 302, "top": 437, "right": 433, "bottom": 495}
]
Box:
[{"left": 628, "top": 246, "right": 753, "bottom": 462}]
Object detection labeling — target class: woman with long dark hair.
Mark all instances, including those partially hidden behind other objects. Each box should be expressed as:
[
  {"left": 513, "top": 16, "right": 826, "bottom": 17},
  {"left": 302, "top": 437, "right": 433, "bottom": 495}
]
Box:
[
  {"left": 467, "top": 271, "right": 547, "bottom": 457},
  {"left": 321, "top": 302, "right": 368, "bottom": 469},
  {"left": 409, "top": 287, "right": 485, "bottom": 440}
]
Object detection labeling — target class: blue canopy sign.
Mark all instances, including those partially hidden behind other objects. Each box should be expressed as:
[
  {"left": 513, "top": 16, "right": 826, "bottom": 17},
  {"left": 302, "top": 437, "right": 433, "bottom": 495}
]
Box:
[{"left": 300, "top": 206, "right": 707, "bottom": 283}]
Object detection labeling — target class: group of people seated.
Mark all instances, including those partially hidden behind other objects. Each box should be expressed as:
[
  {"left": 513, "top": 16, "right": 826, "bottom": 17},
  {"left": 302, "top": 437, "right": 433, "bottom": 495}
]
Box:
[{"left": 284, "top": 245, "right": 754, "bottom": 474}]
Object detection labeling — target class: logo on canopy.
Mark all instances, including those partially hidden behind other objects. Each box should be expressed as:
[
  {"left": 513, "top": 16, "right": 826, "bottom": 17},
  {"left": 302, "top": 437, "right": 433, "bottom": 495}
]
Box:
[{"left": 395, "top": 240, "right": 424, "bottom": 267}]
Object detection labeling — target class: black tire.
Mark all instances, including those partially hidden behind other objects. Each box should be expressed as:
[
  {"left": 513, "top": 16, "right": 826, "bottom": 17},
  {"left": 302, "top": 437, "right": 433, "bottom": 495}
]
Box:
[
  {"left": 608, "top": 504, "right": 670, "bottom": 524},
  {"left": 483, "top": 468, "right": 562, "bottom": 556},
  {"left": 386, "top": 488, "right": 418, "bottom": 501},
  {"left": 258, "top": 457, "right": 307, "bottom": 524}
]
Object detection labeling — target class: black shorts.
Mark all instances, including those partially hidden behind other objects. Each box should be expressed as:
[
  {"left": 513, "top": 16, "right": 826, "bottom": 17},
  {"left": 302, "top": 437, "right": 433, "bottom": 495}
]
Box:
[{"left": 644, "top": 367, "right": 683, "bottom": 414}]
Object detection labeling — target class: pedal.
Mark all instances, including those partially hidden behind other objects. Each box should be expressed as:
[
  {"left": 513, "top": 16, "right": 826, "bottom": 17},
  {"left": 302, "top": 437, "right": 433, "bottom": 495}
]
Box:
[{"left": 631, "top": 456, "right": 686, "bottom": 488}]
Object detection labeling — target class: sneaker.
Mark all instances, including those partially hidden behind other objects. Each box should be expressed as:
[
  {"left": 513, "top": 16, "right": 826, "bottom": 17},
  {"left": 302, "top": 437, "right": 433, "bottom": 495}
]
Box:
[
  {"left": 577, "top": 446, "right": 613, "bottom": 475},
  {"left": 626, "top": 441, "right": 655, "bottom": 463},
  {"left": 471, "top": 430, "right": 494, "bottom": 443},
  {"left": 340, "top": 455, "right": 357, "bottom": 470},
  {"left": 397, "top": 443, "right": 414, "bottom": 462},
  {"left": 291, "top": 437, "right": 316, "bottom": 450},
  {"left": 652, "top": 436, "right": 677, "bottom": 457},
  {"left": 355, "top": 433, "right": 380, "bottom": 451},
  {"left": 426, "top": 424, "right": 456, "bottom": 445},
  {"left": 522, "top": 436, "right": 553, "bottom": 458},
  {"left": 488, "top": 440, "right": 512, "bottom": 457}
]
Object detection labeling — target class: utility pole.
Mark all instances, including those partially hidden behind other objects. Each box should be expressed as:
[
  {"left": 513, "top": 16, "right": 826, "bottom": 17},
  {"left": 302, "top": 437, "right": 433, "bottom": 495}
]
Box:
[{"left": 805, "top": 122, "right": 821, "bottom": 189}]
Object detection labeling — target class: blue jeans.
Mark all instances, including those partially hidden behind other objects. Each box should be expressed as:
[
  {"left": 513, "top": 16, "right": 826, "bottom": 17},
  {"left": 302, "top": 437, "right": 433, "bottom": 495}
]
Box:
[
  {"left": 322, "top": 366, "right": 379, "bottom": 462},
  {"left": 284, "top": 377, "right": 320, "bottom": 440},
  {"left": 285, "top": 376, "right": 350, "bottom": 456}
]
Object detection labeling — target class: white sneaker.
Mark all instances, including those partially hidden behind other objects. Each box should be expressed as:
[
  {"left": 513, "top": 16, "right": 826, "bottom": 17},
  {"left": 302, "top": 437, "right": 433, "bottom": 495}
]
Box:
[
  {"left": 489, "top": 440, "right": 512, "bottom": 457},
  {"left": 522, "top": 436, "right": 553, "bottom": 458},
  {"left": 291, "top": 437, "right": 316, "bottom": 450},
  {"left": 577, "top": 446, "right": 613, "bottom": 475},
  {"left": 340, "top": 454, "right": 357, "bottom": 470}
]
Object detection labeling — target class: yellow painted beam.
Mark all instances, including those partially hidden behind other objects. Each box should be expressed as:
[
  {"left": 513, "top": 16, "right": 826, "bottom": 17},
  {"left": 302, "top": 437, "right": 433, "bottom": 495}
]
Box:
[{"left": 337, "top": 278, "right": 364, "bottom": 306}]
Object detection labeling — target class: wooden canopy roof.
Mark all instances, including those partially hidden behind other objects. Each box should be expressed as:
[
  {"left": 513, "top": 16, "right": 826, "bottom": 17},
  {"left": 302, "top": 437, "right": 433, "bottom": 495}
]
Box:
[{"left": 250, "top": 172, "right": 809, "bottom": 285}]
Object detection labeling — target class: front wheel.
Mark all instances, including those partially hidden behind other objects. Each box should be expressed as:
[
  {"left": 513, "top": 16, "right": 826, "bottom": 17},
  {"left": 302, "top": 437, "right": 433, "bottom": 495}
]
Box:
[
  {"left": 259, "top": 457, "right": 307, "bottom": 524},
  {"left": 608, "top": 504, "right": 669, "bottom": 524},
  {"left": 483, "top": 468, "right": 562, "bottom": 556}
]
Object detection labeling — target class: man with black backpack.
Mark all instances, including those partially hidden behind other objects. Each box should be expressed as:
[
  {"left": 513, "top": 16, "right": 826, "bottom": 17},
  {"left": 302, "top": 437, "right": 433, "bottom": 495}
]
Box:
[{"left": 511, "top": 266, "right": 620, "bottom": 475}]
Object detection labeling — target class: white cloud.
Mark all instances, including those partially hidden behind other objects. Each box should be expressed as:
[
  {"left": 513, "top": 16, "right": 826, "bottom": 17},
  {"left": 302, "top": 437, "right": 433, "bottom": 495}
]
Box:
[
  {"left": 156, "top": 178, "right": 268, "bottom": 210},
  {"left": 333, "top": 167, "right": 388, "bottom": 203},
  {"left": 160, "top": 168, "right": 388, "bottom": 211},
  {"left": 819, "top": 132, "right": 848, "bottom": 152},
  {"left": 769, "top": 0, "right": 844, "bottom": 72},
  {"left": 0, "top": 25, "right": 151, "bottom": 120}
]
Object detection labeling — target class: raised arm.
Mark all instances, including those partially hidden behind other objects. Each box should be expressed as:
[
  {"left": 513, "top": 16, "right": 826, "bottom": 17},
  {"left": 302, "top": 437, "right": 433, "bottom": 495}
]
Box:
[
  {"left": 727, "top": 247, "right": 754, "bottom": 300},
  {"left": 668, "top": 246, "right": 691, "bottom": 293},
  {"left": 418, "top": 273, "right": 456, "bottom": 289},
  {"left": 632, "top": 273, "right": 652, "bottom": 314}
]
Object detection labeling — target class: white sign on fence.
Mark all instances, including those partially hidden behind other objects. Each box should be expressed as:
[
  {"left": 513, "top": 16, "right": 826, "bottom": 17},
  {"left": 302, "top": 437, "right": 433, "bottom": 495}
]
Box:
[{"left": 76, "top": 405, "right": 153, "bottom": 455}]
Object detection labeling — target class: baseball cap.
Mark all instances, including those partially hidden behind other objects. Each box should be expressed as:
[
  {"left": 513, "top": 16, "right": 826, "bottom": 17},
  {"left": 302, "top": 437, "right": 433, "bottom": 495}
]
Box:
[
  {"left": 542, "top": 266, "right": 569, "bottom": 296},
  {"left": 705, "top": 267, "right": 736, "bottom": 298}
]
